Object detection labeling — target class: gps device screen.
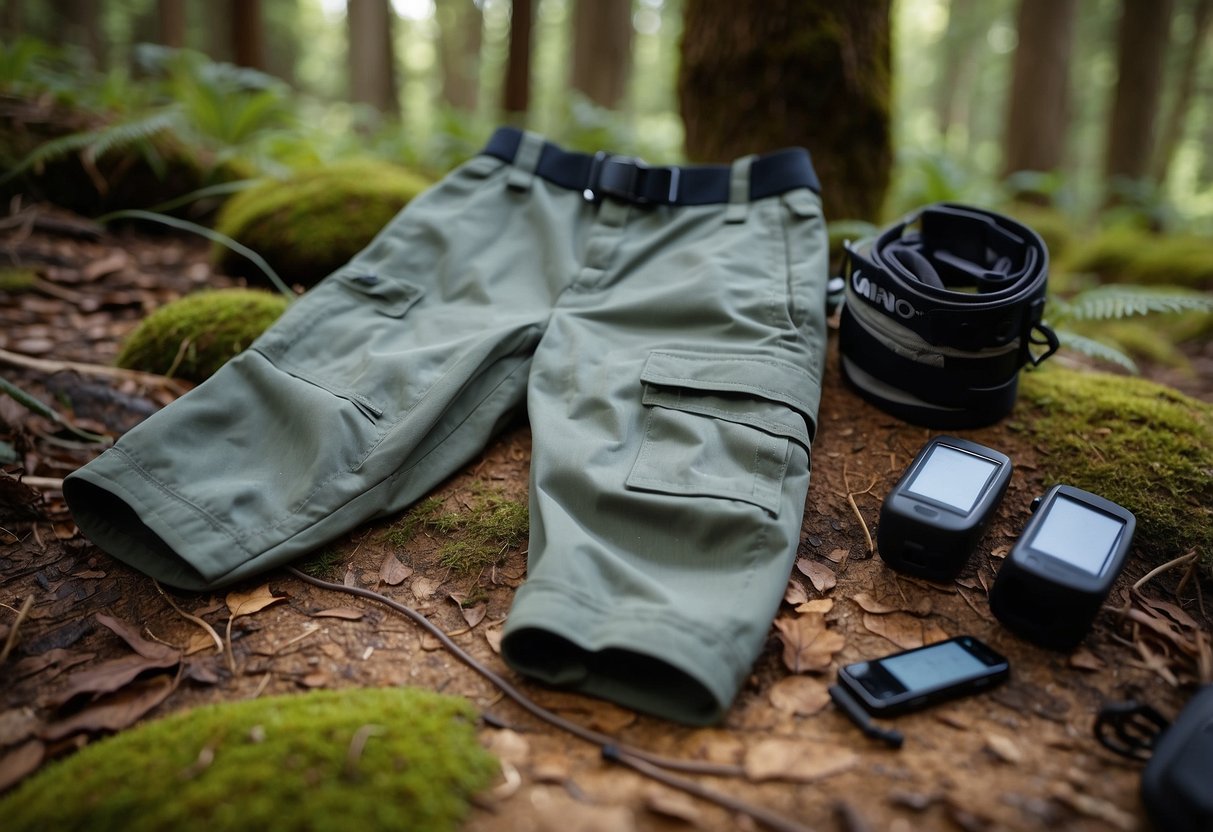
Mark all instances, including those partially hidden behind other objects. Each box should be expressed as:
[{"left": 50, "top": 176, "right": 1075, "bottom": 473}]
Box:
[
  {"left": 1027, "top": 495, "right": 1125, "bottom": 576},
  {"left": 880, "top": 639, "right": 990, "bottom": 691},
  {"left": 904, "top": 445, "right": 999, "bottom": 513}
]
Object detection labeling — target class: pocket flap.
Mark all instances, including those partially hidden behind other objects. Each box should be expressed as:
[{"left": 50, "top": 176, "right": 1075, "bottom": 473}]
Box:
[
  {"left": 782, "top": 188, "right": 823, "bottom": 219},
  {"left": 337, "top": 269, "right": 423, "bottom": 317},
  {"left": 639, "top": 350, "right": 820, "bottom": 442}
]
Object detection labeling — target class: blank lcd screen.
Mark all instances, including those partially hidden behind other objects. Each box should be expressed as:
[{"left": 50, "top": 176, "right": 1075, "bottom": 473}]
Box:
[
  {"left": 1028, "top": 495, "right": 1124, "bottom": 576},
  {"left": 905, "top": 445, "right": 998, "bottom": 513},
  {"left": 881, "top": 640, "right": 988, "bottom": 692}
]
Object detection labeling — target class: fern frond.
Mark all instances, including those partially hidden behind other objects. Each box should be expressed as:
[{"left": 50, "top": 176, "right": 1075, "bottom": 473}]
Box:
[
  {"left": 1062, "top": 285, "right": 1213, "bottom": 322},
  {"left": 1055, "top": 330, "right": 1139, "bottom": 373}
]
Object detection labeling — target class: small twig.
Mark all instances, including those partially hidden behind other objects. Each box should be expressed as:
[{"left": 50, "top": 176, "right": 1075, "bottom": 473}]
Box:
[
  {"left": 154, "top": 579, "right": 223, "bottom": 654},
  {"left": 343, "top": 724, "right": 385, "bottom": 779},
  {"left": 0, "top": 347, "right": 190, "bottom": 395},
  {"left": 19, "top": 476, "right": 63, "bottom": 491},
  {"left": 1134, "top": 550, "right": 1198, "bottom": 592},
  {"left": 840, "top": 462, "right": 879, "bottom": 558},
  {"left": 0, "top": 594, "right": 35, "bottom": 664}
]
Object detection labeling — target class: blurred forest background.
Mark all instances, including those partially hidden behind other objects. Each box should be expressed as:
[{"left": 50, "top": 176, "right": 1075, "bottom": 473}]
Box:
[{"left": 3, "top": 0, "right": 1213, "bottom": 227}]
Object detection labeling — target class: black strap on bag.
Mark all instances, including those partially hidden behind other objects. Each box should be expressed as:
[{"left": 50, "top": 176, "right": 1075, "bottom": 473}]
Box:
[{"left": 838, "top": 203, "right": 1059, "bottom": 428}]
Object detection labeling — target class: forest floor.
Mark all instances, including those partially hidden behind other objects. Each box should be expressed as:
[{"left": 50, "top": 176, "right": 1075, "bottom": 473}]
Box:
[{"left": 1, "top": 204, "right": 1211, "bottom": 831}]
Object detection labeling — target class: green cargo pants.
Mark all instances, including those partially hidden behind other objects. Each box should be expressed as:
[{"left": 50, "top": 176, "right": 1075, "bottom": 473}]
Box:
[{"left": 64, "top": 128, "right": 829, "bottom": 724}]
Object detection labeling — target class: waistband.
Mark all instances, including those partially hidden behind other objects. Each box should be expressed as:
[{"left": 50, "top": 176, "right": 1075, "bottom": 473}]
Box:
[{"left": 480, "top": 126, "right": 821, "bottom": 206}]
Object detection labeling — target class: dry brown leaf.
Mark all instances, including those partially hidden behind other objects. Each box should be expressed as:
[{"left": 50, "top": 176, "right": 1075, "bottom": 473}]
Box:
[
  {"left": 643, "top": 786, "right": 703, "bottom": 824},
  {"left": 795, "top": 598, "right": 834, "bottom": 615},
  {"left": 795, "top": 558, "right": 836, "bottom": 593},
  {"left": 1069, "top": 648, "right": 1105, "bottom": 671},
  {"left": 300, "top": 672, "right": 328, "bottom": 688},
  {"left": 784, "top": 579, "right": 809, "bottom": 607},
  {"left": 184, "top": 632, "right": 217, "bottom": 656},
  {"left": 411, "top": 576, "right": 440, "bottom": 600},
  {"left": 225, "top": 583, "right": 286, "bottom": 617},
  {"left": 768, "top": 675, "right": 831, "bottom": 716},
  {"left": 824, "top": 547, "right": 848, "bottom": 563},
  {"left": 311, "top": 607, "right": 365, "bottom": 621},
  {"left": 1049, "top": 782, "right": 1135, "bottom": 831},
  {"left": 984, "top": 732, "right": 1023, "bottom": 764},
  {"left": 851, "top": 592, "right": 900, "bottom": 615},
  {"left": 378, "top": 555, "right": 413, "bottom": 586},
  {"left": 0, "top": 739, "right": 44, "bottom": 792},
  {"left": 44, "top": 652, "right": 180, "bottom": 708},
  {"left": 862, "top": 612, "right": 924, "bottom": 650},
  {"left": 743, "top": 738, "right": 858, "bottom": 782},
  {"left": 95, "top": 613, "right": 180, "bottom": 663},
  {"left": 0, "top": 707, "right": 39, "bottom": 746},
  {"left": 10, "top": 649, "right": 95, "bottom": 682},
  {"left": 41, "top": 674, "right": 175, "bottom": 741},
  {"left": 922, "top": 620, "right": 951, "bottom": 645},
  {"left": 484, "top": 621, "right": 504, "bottom": 654},
  {"left": 774, "top": 614, "right": 845, "bottom": 673},
  {"left": 459, "top": 603, "right": 487, "bottom": 629}
]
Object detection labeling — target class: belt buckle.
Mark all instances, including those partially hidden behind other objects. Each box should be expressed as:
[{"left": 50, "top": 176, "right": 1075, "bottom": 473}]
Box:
[{"left": 585, "top": 152, "right": 679, "bottom": 205}]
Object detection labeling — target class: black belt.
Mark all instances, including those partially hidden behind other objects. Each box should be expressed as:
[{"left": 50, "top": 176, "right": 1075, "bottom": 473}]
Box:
[
  {"left": 481, "top": 126, "right": 821, "bottom": 206},
  {"left": 838, "top": 203, "right": 1058, "bottom": 428}
]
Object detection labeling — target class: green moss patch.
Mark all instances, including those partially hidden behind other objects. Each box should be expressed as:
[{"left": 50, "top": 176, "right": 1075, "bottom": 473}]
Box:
[
  {"left": 115, "top": 288, "right": 289, "bottom": 383},
  {"left": 387, "top": 487, "right": 529, "bottom": 574},
  {"left": 1063, "top": 229, "right": 1213, "bottom": 290},
  {"left": 1018, "top": 368, "right": 1213, "bottom": 574},
  {"left": 213, "top": 161, "right": 431, "bottom": 288},
  {"left": 0, "top": 687, "right": 497, "bottom": 832},
  {"left": 0, "top": 267, "right": 38, "bottom": 293}
]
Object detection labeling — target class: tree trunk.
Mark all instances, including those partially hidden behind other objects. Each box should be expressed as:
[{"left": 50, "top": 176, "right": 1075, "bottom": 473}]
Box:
[
  {"left": 51, "top": 0, "right": 105, "bottom": 69},
  {"left": 569, "top": 0, "right": 633, "bottom": 109},
  {"left": 435, "top": 0, "right": 483, "bottom": 111},
  {"left": 231, "top": 0, "right": 267, "bottom": 70},
  {"left": 502, "top": 0, "right": 534, "bottom": 118},
  {"left": 156, "top": 0, "right": 186, "bottom": 48},
  {"left": 348, "top": 0, "right": 400, "bottom": 115},
  {"left": 932, "top": 0, "right": 982, "bottom": 143},
  {"left": 1001, "top": 0, "right": 1079, "bottom": 185},
  {"left": 1, "top": 0, "right": 23, "bottom": 40},
  {"left": 1151, "top": 0, "right": 1213, "bottom": 183},
  {"left": 679, "top": 0, "right": 892, "bottom": 222},
  {"left": 1104, "top": 0, "right": 1174, "bottom": 186}
]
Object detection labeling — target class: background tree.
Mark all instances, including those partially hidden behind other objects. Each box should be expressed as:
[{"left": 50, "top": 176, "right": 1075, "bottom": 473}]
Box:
[
  {"left": 502, "top": 0, "right": 534, "bottom": 118},
  {"left": 435, "top": 0, "right": 483, "bottom": 112},
  {"left": 569, "top": 0, "right": 633, "bottom": 110},
  {"left": 156, "top": 0, "right": 185, "bottom": 49},
  {"left": 231, "top": 0, "right": 267, "bottom": 70},
  {"left": 678, "top": 0, "right": 892, "bottom": 221},
  {"left": 1104, "top": 0, "right": 1174, "bottom": 193},
  {"left": 932, "top": 0, "right": 984, "bottom": 148},
  {"left": 50, "top": 0, "right": 105, "bottom": 69},
  {"left": 348, "top": 0, "right": 400, "bottom": 115},
  {"left": 1151, "top": 0, "right": 1213, "bottom": 184},
  {"left": 1001, "top": 0, "right": 1078, "bottom": 194}
]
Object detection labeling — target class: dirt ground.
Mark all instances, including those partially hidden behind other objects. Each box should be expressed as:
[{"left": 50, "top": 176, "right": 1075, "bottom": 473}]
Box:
[{"left": 1, "top": 208, "right": 1209, "bottom": 831}]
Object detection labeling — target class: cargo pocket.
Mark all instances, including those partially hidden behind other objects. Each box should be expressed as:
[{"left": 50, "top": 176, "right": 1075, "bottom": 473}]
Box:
[{"left": 625, "top": 350, "right": 819, "bottom": 516}]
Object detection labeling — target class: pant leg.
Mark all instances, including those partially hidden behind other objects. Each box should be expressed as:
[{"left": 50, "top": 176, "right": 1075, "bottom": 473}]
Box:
[
  {"left": 64, "top": 153, "right": 573, "bottom": 590},
  {"left": 501, "top": 171, "right": 830, "bottom": 724}
]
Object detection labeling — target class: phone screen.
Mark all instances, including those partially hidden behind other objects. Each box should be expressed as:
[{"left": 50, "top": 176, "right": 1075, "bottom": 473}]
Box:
[
  {"left": 904, "top": 444, "right": 998, "bottom": 513},
  {"left": 880, "top": 639, "right": 990, "bottom": 692},
  {"left": 1028, "top": 494, "right": 1125, "bottom": 576}
]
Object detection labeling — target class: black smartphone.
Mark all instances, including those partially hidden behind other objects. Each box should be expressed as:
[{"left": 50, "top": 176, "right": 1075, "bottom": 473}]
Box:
[{"left": 836, "top": 635, "right": 1009, "bottom": 716}]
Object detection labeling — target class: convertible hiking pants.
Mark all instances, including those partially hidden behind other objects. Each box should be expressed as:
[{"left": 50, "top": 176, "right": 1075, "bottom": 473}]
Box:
[{"left": 65, "top": 128, "right": 830, "bottom": 724}]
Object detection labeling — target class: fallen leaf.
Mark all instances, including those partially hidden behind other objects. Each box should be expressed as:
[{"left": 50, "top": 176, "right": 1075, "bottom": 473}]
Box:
[
  {"left": 225, "top": 584, "right": 285, "bottom": 617},
  {"left": 411, "top": 576, "right": 440, "bottom": 600},
  {"left": 72, "top": 570, "right": 107, "bottom": 579},
  {"left": 862, "top": 612, "right": 924, "bottom": 650},
  {"left": 184, "top": 632, "right": 219, "bottom": 656},
  {"left": 774, "top": 614, "right": 845, "bottom": 673},
  {"left": 530, "top": 786, "right": 637, "bottom": 832},
  {"left": 0, "top": 739, "right": 44, "bottom": 792},
  {"left": 643, "top": 787, "right": 703, "bottom": 824},
  {"left": 824, "top": 547, "right": 848, "bottom": 563},
  {"left": 483, "top": 728, "right": 531, "bottom": 765},
  {"left": 95, "top": 613, "right": 179, "bottom": 663},
  {"left": 484, "top": 622, "right": 504, "bottom": 654},
  {"left": 768, "top": 675, "right": 831, "bottom": 715},
  {"left": 743, "top": 738, "right": 858, "bottom": 782},
  {"left": 851, "top": 592, "right": 900, "bottom": 615},
  {"left": 1049, "top": 782, "right": 1135, "bottom": 830},
  {"left": 459, "top": 603, "right": 487, "bottom": 629},
  {"left": 311, "top": 607, "right": 365, "bottom": 621},
  {"left": 300, "top": 672, "right": 328, "bottom": 688},
  {"left": 81, "top": 251, "right": 129, "bottom": 281},
  {"left": 44, "top": 652, "right": 180, "bottom": 708},
  {"left": 795, "top": 558, "right": 836, "bottom": 593},
  {"left": 10, "top": 649, "right": 95, "bottom": 682},
  {"left": 378, "top": 555, "right": 413, "bottom": 586},
  {"left": 0, "top": 707, "right": 39, "bottom": 746},
  {"left": 1069, "top": 648, "right": 1105, "bottom": 671},
  {"left": 984, "top": 732, "right": 1023, "bottom": 764},
  {"left": 41, "top": 674, "right": 175, "bottom": 740},
  {"left": 784, "top": 579, "right": 809, "bottom": 607},
  {"left": 922, "top": 620, "right": 951, "bottom": 645},
  {"left": 795, "top": 598, "right": 834, "bottom": 615}
]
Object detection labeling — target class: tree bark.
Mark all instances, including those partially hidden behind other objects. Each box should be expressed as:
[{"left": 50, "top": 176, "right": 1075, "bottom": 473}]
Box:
[
  {"left": 156, "top": 0, "right": 186, "bottom": 48},
  {"left": 502, "top": 0, "right": 534, "bottom": 117},
  {"left": 435, "top": 0, "right": 483, "bottom": 111},
  {"left": 1, "top": 0, "right": 23, "bottom": 40},
  {"left": 932, "top": 0, "right": 982, "bottom": 142},
  {"left": 1104, "top": 0, "right": 1174, "bottom": 185},
  {"left": 1001, "top": 0, "right": 1078, "bottom": 183},
  {"left": 231, "top": 0, "right": 267, "bottom": 70},
  {"left": 1151, "top": 0, "right": 1213, "bottom": 183},
  {"left": 569, "top": 0, "right": 634, "bottom": 109},
  {"left": 678, "top": 0, "right": 892, "bottom": 221},
  {"left": 348, "top": 0, "right": 400, "bottom": 115}
]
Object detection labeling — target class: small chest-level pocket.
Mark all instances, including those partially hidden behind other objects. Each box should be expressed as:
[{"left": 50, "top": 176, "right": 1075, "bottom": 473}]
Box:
[{"left": 625, "top": 350, "right": 819, "bottom": 516}]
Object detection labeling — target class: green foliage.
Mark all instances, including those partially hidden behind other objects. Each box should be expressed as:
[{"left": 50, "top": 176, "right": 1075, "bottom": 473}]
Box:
[
  {"left": 0, "top": 267, "right": 37, "bottom": 293},
  {"left": 115, "top": 289, "right": 290, "bottom": 383},
  {"left": 1018, "top": 368, "right": 1213, "bottom": 576},
  {"left": 386, "top": 487, "right": 528, "bottom": 575},
  {"left": 212, "top": 161, "right": 431, "bottom": 288},
  {"left": 0, "top": 688, "right": 498, "bottom": 832},
  {"left": 1063, "top": 228, "right": 1213, "bottom": 289}
]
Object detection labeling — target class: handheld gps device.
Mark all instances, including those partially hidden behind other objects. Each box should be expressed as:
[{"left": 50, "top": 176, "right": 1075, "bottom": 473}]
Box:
[
  {"left": 989, "top": 484, "right": 1136, "bottom": 651},
  {"left": 878, "top": 436, "right": 1012, "bottom": 581}
]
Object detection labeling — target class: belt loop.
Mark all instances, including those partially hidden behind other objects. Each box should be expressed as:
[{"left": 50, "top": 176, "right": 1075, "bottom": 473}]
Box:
[
  {"left": 725, "top": 154, "right": 755, "bottom": 223},
  {"left": 507, "top": 130, "right": 545, "bottom": 192}
]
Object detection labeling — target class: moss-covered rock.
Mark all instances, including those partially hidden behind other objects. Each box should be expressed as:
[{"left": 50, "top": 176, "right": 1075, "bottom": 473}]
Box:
[
  {"left": 213, "top": 161, "right": 431, "bottom": 289},
  {"left": 115, "top": 288, "right": 289, "bottom": 383},
  {"left": 1018, "top": 368, "right": 1213, "bottom": 575},
  {"left": 1062, "top": 228, "right": 1213, "bottom": 290},
  {"left": 0, "top": 687, "right": 498, "bottom": 832}
]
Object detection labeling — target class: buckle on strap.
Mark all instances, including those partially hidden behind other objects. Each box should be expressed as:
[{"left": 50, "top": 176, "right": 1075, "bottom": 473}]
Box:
[{"left": 585, "top": 152, "right": 680, "bottom": 205}]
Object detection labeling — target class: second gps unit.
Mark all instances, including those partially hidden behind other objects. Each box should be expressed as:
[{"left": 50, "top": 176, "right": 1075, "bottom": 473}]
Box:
[{"left": 878, "top": 436, "right": 1012, "bottom": 581}]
